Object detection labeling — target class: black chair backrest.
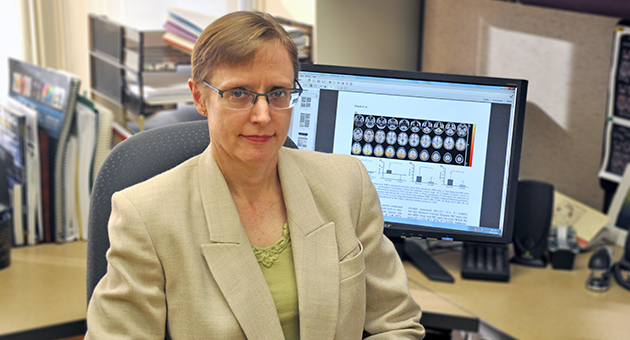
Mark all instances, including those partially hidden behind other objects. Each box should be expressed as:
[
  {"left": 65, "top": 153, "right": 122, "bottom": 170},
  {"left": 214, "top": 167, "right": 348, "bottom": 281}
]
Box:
[{"left": 86, "top": 119, "right": 297, "bottom": 303}]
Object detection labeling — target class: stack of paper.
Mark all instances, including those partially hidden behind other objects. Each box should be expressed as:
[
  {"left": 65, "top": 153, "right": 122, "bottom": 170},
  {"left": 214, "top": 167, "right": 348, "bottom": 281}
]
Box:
[
  {"left": 127, "top": 65, "right": 192, "bottom": 105},
  {"left": 162, "top": 8, "right": 218, "bottom": 54}
]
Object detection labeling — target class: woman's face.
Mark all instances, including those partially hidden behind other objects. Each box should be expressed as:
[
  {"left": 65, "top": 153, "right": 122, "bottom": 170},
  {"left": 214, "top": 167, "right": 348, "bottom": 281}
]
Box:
[{"left": 190, "top": 42, "right": 295, "bottom": 170}]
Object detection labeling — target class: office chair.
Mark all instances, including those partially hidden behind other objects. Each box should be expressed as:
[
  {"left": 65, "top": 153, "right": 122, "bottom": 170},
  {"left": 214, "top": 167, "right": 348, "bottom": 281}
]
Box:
[{"left": 86, "top": 120, "right": 298, "bottom": 304}]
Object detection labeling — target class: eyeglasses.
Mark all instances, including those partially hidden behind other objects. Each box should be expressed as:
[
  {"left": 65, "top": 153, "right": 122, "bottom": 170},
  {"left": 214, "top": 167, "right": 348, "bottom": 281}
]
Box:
[{"left": 202, "top": 80, "right": 303, "bottom": 110}]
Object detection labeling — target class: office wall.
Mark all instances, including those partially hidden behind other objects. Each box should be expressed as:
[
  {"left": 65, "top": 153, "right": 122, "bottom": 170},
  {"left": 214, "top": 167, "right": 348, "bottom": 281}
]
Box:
[
  {"left": 258, "top": 0, "right": 315, "bottom": 26},
  {"left": 422, "top": 0, "right": 619, "bottom": 210},
  {"left": 314, "top": 0, "right": 420, "bottom": 71}
]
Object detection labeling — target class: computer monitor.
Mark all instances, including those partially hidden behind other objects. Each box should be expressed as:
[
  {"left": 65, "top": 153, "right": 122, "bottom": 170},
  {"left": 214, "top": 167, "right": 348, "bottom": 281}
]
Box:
[{"left": 288, "top": 64, "right": 527, "bottom": 247}]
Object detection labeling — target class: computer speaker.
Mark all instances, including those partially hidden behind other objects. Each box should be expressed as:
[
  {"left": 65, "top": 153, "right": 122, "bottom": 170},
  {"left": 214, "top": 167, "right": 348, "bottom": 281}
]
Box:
[{"left": 511, "top": 180, "right": 554, "bottom": 267}]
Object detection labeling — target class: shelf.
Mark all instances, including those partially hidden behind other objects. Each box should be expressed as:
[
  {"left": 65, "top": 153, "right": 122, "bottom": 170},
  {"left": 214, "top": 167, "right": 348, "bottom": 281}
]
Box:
[
  {"left": 88, "top": 12, "right": 313, "bottom": 130},
  {"left": 89, "top": 14, "right": 192, "bottom": 125}
]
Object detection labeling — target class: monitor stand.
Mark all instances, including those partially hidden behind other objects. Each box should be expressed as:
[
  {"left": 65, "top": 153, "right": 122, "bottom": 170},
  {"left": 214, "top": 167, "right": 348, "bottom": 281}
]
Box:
[{"left": 391, "top": 237, "right": 455, "bottom": 283}]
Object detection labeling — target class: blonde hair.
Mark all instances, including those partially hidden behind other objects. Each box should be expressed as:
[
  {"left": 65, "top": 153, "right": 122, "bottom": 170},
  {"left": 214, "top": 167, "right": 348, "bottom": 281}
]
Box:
[{"left": 191, "top": 11, "right": 299, "bottom": 83}]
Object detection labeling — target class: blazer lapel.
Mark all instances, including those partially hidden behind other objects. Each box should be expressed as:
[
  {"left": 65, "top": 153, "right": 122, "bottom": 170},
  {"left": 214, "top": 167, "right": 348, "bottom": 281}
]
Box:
[
  {"left": 197, "top": 147, "right": 285, "bottom": 340},
  {"left": 278, "top": 149, "right": 340, "bottom": 339}
]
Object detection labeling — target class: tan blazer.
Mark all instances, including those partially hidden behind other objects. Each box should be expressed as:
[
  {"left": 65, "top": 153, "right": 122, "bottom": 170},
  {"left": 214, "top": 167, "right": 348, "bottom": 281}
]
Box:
[{"left": 86, "top": 146, "right": 424, "bottom": 339}]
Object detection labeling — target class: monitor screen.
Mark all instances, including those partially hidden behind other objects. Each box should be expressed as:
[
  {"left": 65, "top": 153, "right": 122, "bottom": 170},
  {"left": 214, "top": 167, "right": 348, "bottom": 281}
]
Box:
[{"left": 288, "top": 64, "right": 528, "bottom": 244}]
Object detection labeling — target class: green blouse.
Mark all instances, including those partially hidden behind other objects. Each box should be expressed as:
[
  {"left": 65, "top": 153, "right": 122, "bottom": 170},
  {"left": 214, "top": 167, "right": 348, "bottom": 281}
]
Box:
[{"left": 252, "top": 223, "right": 300, "bottom": 340}]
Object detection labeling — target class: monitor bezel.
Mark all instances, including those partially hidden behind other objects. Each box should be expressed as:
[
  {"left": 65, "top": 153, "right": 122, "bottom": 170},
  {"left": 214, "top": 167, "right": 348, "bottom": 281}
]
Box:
[{"left": 297, "top": 63, "right": 528, "bottom": 244}]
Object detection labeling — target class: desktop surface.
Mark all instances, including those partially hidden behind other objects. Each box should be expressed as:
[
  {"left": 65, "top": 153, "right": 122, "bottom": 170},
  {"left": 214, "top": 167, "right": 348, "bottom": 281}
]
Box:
[
  {"left": 405, "top": 244, "right": 630, "bottom": 339},
  {"left": 0, "top": 242, "right": 87, "bottom": 336},
  {"left": 1, "top": 239, "right": 627, "bottom": 339}
]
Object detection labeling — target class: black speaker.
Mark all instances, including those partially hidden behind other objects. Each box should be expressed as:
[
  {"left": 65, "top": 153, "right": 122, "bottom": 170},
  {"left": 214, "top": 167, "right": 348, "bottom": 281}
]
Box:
[{"left": 512, "top": 180, "right": 554, "bottom": 267}]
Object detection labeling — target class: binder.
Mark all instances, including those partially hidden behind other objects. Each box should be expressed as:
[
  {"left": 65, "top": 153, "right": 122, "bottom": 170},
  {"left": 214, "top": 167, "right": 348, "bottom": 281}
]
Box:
[
  {"left": 11, "top": 184, "right": 23, "bottom": 246},
  {"left": 163, "top": 20, "right": 198, "bottom": 42},
  {"left": 91, "top": 101, "right": 114, "bottom": 186},
  {"left": 63, "top": 135, "right": 78, "bottom": 242},
  {"left": 161, "top": 31, "right": 195, "bottom": 54},
  {"left": 75, "top": 96, "right": 98, "bottom": 240},
  {"left": 6, "top": 98, "right": 43, "bottom": 245},
  {"left": 167, "top": 7, "right": 218, "bottom": 36},
  {"left": 8, "top": 58, "right": 81, "bottom": 243},
  {"left": 0, "top": 106, "right": 27, "bottom": 246},
  {"left": 38, "top": 127, "right": 52, "bottom": 242},
  {"left": 161, "top": 8, "right": 218, "bottom": 55}
]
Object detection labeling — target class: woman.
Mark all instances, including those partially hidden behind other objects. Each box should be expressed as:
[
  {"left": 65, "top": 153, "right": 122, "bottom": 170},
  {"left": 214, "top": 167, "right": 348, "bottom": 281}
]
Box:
[{"left": 86, "top": 11, "right": 424, "bottom": 339}]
